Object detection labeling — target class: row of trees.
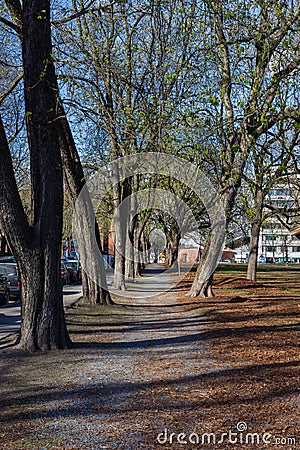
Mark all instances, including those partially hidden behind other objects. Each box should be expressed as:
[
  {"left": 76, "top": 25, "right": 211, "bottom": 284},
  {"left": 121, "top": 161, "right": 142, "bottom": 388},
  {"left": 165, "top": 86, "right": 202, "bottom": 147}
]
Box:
[{"left": 0, "top": 0, "right": 299, "bottom": 351}]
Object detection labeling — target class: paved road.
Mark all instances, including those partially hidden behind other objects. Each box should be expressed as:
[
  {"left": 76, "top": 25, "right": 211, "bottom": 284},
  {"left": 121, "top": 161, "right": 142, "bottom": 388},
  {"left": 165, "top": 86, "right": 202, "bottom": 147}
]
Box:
[
  {"left": 0, "top": 264, "right": 190, "bottom": 341},
  {"left": 0, "top": 283, "right": 82, "bottom": 341}
]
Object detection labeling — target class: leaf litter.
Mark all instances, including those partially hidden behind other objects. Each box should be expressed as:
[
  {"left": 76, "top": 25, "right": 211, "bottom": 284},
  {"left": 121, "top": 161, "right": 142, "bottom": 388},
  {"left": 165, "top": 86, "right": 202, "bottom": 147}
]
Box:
[{"left": 0, "top": 265, "right": 299, "bottom": 449}]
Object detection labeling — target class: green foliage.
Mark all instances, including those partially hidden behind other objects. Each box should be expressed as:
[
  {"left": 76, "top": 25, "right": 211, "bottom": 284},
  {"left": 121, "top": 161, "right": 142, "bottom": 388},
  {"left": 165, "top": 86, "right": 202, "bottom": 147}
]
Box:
[{"left": 37, "top": 9, "right": 47, "bottom": 20}]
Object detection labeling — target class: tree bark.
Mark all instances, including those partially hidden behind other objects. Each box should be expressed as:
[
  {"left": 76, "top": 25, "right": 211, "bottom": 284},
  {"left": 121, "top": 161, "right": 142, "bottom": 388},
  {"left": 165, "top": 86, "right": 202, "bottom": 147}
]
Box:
[
  {"left": 0, "top": 0, "right": 71, "bottom": 351},
  {"left": 92, "top": 219, "right": 113, "bottom": 304},
  {"left": 247, "top": 221, "right": 262, "bottom": 281},
  {"left": 188, "top": 183, "right": 237, "bottom": 297},
  {"left": 112, "top": 173, "right": 132, "bottom": 290},
  {"left": 19, "top": 249, "right": 70, "bottom": 351},
  {"left": 125, "top": 216, "right": 135, "bottom": 281},
  {"left": 165, "top": 227, "right": 180, "bottom": 270},
  {"left": 125, "top": 177, "right": 138, "bottom": 281},
  {"left": 188, "top": 125, "right": 252, "bottom": 298},
  {"left": 141, "top": 233, "right": 150, "bottom": 267},
  {"left": 112, "top": 182, "right": 126, "bottom": 290},
  {"left": 133, "top": 222, "right": 145, "bottom": 278},
  {"left": 4, "top": 0, "right": 112, "bottom": 306},
  {"left": 59, "top": 118, "right": 112, "bottom": 304},
  {"left": 21, "top": 0, "right": 70, "bottom": 350},
  {"left": 247, "top": 188, "right": 263, "bottom": 282},
  {"left": 188, "top": 235, "right": 215, "bottom": 297}
]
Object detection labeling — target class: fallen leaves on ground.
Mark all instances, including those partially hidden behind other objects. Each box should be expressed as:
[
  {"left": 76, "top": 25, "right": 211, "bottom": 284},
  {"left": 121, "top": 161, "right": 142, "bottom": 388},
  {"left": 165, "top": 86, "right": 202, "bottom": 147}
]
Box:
[{"left": 0, "top": 265, "right": 299, "bottom": 449}]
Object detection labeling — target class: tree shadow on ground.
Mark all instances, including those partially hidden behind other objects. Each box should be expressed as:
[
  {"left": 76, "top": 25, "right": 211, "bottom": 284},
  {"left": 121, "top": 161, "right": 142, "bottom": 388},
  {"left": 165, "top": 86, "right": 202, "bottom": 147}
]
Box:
[
  {"left": 71, "top": 322, "right": 298, "bottom": 350},
  {"left": 0, "top": 358, "right": 299, "bottom": 424}
]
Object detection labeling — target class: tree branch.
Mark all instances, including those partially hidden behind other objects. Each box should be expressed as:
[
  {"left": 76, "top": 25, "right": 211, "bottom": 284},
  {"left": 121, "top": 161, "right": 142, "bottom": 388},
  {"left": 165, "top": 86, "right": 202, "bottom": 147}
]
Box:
[
  {"left": 0, "top": 15, "right": 21, "bottom": 35},
  {"left": 82, "top": 163, "right": 100, "bottom": 171},
  {"left": 262, "top": 53, "right": 300, "bottom": 116},
  {"left": 3, "top": 0, "right": 22, "bottom": 35},
  {"left": 215, "top": 3, "right": 234, "bottom": 140},
  {"left": 0, "top": 115, "right": 31, "bottom": 253},
  {"left": 0, "top": 72, "right": 23, "bottom": 104},
  {"left": 53, "top": 1, "right": 96, "bottom": 26}
]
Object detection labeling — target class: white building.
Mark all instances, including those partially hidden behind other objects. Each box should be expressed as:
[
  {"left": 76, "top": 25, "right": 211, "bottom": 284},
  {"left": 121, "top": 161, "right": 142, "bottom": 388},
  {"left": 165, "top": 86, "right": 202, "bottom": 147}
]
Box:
[
  {"left": 233, "top": 184, "right": 300, "bottom": 264},
  {"left": 259, "top": 226, "right": 300, "bottom": 264}
]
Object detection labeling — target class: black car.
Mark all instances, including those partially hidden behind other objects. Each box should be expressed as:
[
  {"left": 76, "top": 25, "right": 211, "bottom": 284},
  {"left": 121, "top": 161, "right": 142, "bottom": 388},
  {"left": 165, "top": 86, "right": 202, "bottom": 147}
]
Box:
[
  {"left": 0, "top": 262, "right": 21, "bottom": 300},
  {"left": 0, "top": 274, "right": 10, "bottom": 305}
]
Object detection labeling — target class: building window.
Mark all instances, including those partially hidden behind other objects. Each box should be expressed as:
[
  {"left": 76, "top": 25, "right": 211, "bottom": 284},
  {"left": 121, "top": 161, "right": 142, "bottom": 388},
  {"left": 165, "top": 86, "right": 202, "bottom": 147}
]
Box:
[
  {"left": 265, "top": 246, "right": 277, "bottom": 252},
  {"left": 263, "top": 235, "right": 274, "bottom": 242}
]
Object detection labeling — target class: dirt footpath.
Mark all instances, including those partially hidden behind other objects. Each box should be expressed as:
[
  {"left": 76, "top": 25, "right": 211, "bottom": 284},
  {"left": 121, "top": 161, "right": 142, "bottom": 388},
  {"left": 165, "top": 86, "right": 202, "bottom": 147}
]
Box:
[{"left": 0, "top": 265, "right": 299, "bottom": 449}]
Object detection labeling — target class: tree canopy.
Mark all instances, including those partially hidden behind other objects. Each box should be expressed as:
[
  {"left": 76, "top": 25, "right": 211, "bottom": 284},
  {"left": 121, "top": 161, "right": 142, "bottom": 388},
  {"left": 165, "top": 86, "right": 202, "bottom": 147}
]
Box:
[{"left": 0, "top": 0, "right": 299, "bottom": 350}]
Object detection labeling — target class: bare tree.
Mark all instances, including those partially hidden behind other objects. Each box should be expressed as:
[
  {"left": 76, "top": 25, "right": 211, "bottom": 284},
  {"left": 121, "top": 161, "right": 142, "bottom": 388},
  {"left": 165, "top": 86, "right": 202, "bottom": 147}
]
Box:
[
  {"left": 189, "top": 0, "right": 300, "bottom": 296},
  {"left": 0, "top": 0, "right": 70, "bottom": 351},
  {"left": 1, "top": 0, "right": 112, "bottom": 305}
]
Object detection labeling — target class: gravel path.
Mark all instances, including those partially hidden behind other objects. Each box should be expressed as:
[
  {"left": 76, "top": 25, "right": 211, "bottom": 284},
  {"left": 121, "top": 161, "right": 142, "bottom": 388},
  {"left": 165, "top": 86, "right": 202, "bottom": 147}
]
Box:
[
  {"left": 32, "top": 294, "right": 215, "bottom": 448},
  {"left": 1, "top": 265, "right": 299, "bottom": 449}
]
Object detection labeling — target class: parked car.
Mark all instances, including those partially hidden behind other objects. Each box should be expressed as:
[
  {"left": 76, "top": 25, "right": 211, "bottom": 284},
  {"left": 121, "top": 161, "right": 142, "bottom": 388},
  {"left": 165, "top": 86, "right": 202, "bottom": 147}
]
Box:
[
  {"left": 60, "top": 261, "right": 71, "bottom": 286},
  {"left": 60, "top": 262, "right": 70, "bottom": 285},
  {"left": 64, "top": 253, "right": 79, "bottom": 262},
  {"left": 0, "top": 262, "right": 21, "bottom": 300},
  {"left": 0, "top": 274, "right": 10, "bottom": 305},
  {"left": 65, "top": 260, "right": 81, "bottom": 282},
  {"left": 0, "top": 256, "right": 16, "bottom": 263},
  {"left": 61, "top": 258, "right": 81, "bottom": 283}
]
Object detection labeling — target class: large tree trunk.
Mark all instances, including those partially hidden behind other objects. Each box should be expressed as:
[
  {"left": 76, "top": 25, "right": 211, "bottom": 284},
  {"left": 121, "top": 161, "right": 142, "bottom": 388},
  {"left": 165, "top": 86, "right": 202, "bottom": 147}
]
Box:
[
  {"left": 188, "top": 127, "right": 252, "bottom": 298},
  {"left": 247, "top": 188, "right": 263, "bottom": 282},
  {"left": 112, "top": 183, "right": 126, "bottom": 290},
  {"left": 133, "top": 223, "right": 144, "bottom": 278},
  {"left": 1, "top": 117, "right": 70, "bottom": 351},
  {"left": 4, "top": 1, "right": 111, "bottom": 308},
  {"left": 0, "top": 0, "right": 71, "bottom": 351},
  {"left": 111, "top": 173, "right": 132, "bottom": 290},
  {"left": 19, "top": 250, "right": 69, "bottom": 351},
  {"left": 247, "top": 221, "right": 261, "bottom": 282},
  {"left": 188, "top": 235, "right": 215, "bottom": 297},
  {"left": 76, "top": 218, "right": 113, "bottom": 305},
  {"left": 125, "top": 178, "right": 138, "bottom": 281},
  {"left": 73, "top": 192, "right": 114, "bottom": 304},
  {"left": 113, "top": 220, "right": 126, "bottom": 289},
  {"left": 141, "top": 233, "right": 150, "bottom": 267},
  {"left": 165, "top": 228, "right": 180, "bottom": 270},
  {"left": 21, "top": 0, "right": 70, "bottom": 350},
  {"left": 59, "top": 119, "right": 112, "bottom": 304},
  {"left": 125, "top": 221, "right": 135, "bottom": 281},
  {"left": 188, "top": 185, "right": 235, "bottom": 297},
  {"left": 92, "top": 219, "right": 113, "bottom": 304}
]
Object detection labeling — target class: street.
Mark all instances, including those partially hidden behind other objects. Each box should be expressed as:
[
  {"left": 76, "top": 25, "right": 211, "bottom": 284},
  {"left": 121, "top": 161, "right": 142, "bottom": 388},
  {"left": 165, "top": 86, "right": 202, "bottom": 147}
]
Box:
[{"left": 0, "top": 283, "right": 82, "bottom": 342}]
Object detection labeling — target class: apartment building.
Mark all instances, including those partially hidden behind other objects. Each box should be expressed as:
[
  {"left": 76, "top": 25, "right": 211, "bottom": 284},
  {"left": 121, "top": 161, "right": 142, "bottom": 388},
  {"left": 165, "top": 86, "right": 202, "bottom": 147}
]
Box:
[{"left": 234, "top": 184, "right": 300, "bottom": 264}]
